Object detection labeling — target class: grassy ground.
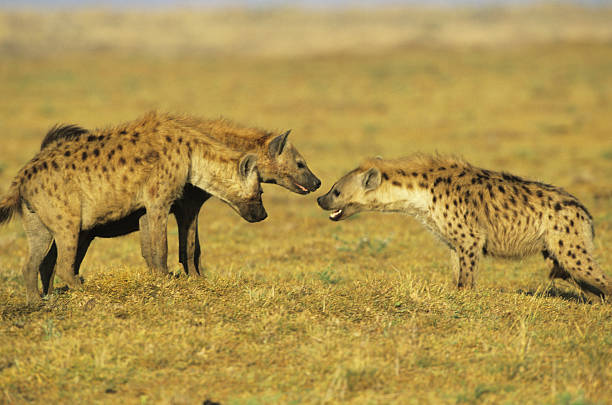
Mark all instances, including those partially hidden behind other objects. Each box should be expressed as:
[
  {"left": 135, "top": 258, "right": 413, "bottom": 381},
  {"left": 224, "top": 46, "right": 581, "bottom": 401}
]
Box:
[{"left": 1, "top": 7, "right": 612, "bottom": 405}]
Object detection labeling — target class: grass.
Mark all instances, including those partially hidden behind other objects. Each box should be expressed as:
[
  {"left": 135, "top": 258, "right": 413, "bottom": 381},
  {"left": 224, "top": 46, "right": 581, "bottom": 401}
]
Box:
[{"left": 1, "top": 6, "right": 612, "bottom": 404}]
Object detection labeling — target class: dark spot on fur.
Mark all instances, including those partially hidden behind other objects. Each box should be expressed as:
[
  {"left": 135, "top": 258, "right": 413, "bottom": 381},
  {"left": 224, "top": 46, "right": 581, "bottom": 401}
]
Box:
[
  {"left": 64, "top": 151, "right": 71, "bottom": 157},
  {"left": 93, "top": 149, "right": 100, "bottom": 157},
  {"left": 118, "top": 145, "right": 123, "bottom": 151},
  {"left": 498, "top": 185, "right": 505, "bottom": 193},
  {"left": 119, "top": 157, "right": 126, "bottom": 165},
  {"left": 166, "top": 136, "right": 172, "bottom": 142},
  {"left": 82, "top": 152, "right": 87, "bottom": 161},
  {"left": 392, "top": 181, "right": 401, "bottom": 187}
]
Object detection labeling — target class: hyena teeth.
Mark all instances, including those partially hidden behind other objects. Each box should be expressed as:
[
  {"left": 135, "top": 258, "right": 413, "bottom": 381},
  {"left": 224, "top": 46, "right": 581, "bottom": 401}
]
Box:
[{"left": 330, "top": 209, "right": 343, "bottom": 219}]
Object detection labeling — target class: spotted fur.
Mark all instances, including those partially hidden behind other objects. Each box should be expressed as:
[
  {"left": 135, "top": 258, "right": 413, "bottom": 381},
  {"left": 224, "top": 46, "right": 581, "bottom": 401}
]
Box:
[
  {"left": 0, "top": 112, "right": 266, "bottom": 301},
  {"left": 318, "top": 154, "right": 610, "bottom": 301}
]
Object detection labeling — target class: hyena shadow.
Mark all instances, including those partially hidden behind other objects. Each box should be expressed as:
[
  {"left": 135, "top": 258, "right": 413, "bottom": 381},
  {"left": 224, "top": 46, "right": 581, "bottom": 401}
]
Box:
[{"left": 516, "top": 286, "right": 592, "bottom": 304}]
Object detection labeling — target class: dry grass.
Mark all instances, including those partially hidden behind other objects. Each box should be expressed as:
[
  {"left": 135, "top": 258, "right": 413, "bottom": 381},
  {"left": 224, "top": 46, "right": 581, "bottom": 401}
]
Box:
[{"left": 1, "top": 6, "right": 612, "bottom": 405}]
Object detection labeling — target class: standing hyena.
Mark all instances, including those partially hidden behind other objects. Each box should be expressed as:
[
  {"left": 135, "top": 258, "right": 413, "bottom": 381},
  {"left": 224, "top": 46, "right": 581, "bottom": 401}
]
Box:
[
  {"left": 34, "top": 113, "right": 320, "bottom": 293},
  {"left": 0, "top": 112, "right": 266, "bottom": 301},
  {"left": 317, "top": 154, "right": 611, "bottom": 301}
]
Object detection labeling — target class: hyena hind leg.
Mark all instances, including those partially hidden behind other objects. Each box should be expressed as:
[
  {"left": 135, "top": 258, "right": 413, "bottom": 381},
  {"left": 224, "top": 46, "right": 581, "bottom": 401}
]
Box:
[
  {"left": 22, "top": 208, "right": 53, "bottom": 302},
  {"left": 544, "top": 244, "right": 612, "bottom": 302},
  {"left": 50, "top": 230, "right": 83, "bottom": 295}
]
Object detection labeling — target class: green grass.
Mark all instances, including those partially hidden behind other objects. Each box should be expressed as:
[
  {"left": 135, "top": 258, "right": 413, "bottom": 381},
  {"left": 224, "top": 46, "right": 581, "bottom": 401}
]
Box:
[{"left": 1, "top": 8, "right": 612, "bottom": 405}]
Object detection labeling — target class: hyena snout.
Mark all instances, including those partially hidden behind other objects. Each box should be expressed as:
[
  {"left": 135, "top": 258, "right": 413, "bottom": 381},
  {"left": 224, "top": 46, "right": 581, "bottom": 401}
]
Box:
[
  {"left": 293, "top": 169, "right": 321, "bottom": 194},
  {"left": 305, "top": 172, "right": 322, "bottom": 192},
  {"left": 317, "top": 192, "right": 334, "bottom": 210},
  {"left": 236, "top": 200, "right": 268, "bottom": 223}
]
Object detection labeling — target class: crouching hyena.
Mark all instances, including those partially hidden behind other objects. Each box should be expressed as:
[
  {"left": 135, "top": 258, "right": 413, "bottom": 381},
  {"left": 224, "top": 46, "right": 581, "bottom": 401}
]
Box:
[
  {"left": 317, "top": 154, "right": 612, "bottom": 301},
  {"left": 0, "top": 112, "right": 266, "bottom": 301},
  {"left": 34, "top": 113, "right": 320, "bottom": 293}
]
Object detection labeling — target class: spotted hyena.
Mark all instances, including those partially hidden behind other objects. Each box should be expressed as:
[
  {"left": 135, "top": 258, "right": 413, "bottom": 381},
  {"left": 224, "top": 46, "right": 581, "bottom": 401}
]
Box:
[
  {"left": 317, "top": 154, "right": 611, "bottom": 301},
  {"left": 34, "top": 113, "right": 320, "bottom": 293},
  {"left": 0, "top": 112, "right": 266, "bottom": 301}
]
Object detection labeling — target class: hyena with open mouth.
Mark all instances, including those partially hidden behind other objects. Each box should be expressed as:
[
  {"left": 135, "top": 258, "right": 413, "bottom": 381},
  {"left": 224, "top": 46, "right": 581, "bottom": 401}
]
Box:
[
  {"left": 33, "top": 113, "right": 320, "bottom": 293},
  {"left": 0, "top": 112, "right": 266, "bottom": 301},
  {"left": 318, "top": 154, "right": 611, "bottom": 301}
]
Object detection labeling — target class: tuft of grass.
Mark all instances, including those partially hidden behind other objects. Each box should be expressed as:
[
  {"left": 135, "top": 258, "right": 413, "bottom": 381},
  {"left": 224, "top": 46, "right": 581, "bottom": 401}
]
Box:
[{"left": 316, "top": 265, "right": 342, "bottom": 285}]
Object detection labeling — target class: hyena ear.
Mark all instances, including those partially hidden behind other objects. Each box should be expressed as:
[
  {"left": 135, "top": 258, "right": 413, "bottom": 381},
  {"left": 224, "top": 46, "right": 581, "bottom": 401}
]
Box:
[
  {"left": 268, "top": 130, "right": 291, "bottom": 157},
  {"left": 362, "top": 168, "right": 381, "bottom": 190},
  {"left": 239, "top": 154, "right": 258, "bottom": 179}
]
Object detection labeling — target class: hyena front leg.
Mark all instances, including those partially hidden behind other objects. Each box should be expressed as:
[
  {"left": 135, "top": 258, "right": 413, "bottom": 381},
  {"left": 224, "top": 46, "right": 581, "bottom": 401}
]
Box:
[
  {"left": 451, "top": 236, "right": 485, "bottom": 289},
  {"left": 139, "top": 214, "right": 154, "bottom": 269},
  {"left": 22, "top": 207, "right": 53, "bottom": 302},
  {"left": 173, "top": 191, "right": 210, "bottom": 277},
  {"left": 143, "top": 205, "right": 170, "bottom": 275}
]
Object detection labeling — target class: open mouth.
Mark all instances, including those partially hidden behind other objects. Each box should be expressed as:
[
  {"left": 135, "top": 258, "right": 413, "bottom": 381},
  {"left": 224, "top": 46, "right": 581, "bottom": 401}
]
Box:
[
  {"left": 329, "top": 209, "right": 343, "bottom": 221},
  {"left": 295, "top": 183, "right": 309, "bottom": 193}
]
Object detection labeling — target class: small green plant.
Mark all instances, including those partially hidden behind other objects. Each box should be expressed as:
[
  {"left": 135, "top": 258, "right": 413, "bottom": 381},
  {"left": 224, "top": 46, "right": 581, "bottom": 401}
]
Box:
[
  {"left": 332, "top": 234, "right": 391, "bottom": 255},
  {"left": 556, "top": 391, "right": 596, "bottom": 405},
  {"left": 43, "top": 319, "right": 61, "bottom": 340},
  {"left": 317, "top": 265, "right": 342, "bottom": 285}
]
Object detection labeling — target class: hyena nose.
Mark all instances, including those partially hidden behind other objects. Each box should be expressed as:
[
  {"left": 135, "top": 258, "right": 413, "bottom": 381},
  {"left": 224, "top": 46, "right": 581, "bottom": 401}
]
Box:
[
  {"left": 313, "top": 177, "right": 321, "bottom": 190},
  {"left": 317, "top": 195, "right": 325, "bottom": 207}
]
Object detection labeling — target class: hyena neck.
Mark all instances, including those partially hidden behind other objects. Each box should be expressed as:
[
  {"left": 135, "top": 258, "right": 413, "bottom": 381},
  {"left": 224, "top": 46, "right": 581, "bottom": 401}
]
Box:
[
  {"left": 196, "top": 117, "right": 272, "bottom": 151},
  {"left": 187, "top": 147, "right": 239, "bottom": 196},
  {"left": 377, "top": 183, "right": 431, "bottom": 217}
]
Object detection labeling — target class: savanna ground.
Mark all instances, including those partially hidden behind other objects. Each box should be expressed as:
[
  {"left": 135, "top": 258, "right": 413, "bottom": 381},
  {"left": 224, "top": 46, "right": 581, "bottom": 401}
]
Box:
[{"left": 1, "top": 5, "right": 612, "bottom": 404}]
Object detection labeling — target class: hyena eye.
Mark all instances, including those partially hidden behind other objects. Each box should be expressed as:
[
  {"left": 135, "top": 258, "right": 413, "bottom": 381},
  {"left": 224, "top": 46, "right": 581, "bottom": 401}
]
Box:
[
  {"left": 333, "top": 189, "right": 341, "bottom": 197},
  {"left": 297, "top": 162, "right": 306, "bottom": 169}
]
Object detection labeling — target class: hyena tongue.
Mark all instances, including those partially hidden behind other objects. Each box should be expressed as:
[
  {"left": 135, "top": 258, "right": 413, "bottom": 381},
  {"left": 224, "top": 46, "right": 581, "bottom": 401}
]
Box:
[
  {"left": 330, "top": 209, "right": 343, "bottom": 220},
  {"left": 295, "top": 183, "right": 308, "bottom": 192}
]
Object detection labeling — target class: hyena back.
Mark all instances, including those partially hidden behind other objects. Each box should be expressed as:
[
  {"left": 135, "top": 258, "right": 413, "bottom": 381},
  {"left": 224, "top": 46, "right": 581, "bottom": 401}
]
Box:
[
  {"left": 317, "top": 154, "right": 611, "bottom": 301},
  {"left": 0, "top": 112, "right": 266, "bottom": 301},
  {"left": 34, "top": 113, "right": 320, "bottom": 286}
]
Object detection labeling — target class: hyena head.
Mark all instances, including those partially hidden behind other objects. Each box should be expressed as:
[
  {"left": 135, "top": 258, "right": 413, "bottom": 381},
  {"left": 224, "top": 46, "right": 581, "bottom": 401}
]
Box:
[
  {"left": 193, "top": 153, "right": 267, "bottom": 223},
  {"left": 317, "top": 165, "right": 382, "bottom": 221},
  {"left": 260, "top": 130, "right": 321, "bottom": 194}
]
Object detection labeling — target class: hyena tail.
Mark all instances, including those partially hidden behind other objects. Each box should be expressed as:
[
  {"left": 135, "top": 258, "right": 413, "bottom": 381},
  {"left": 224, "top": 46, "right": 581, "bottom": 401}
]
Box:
[{"left": 0, "top": 180, "right": 22, "bottom": 225}]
